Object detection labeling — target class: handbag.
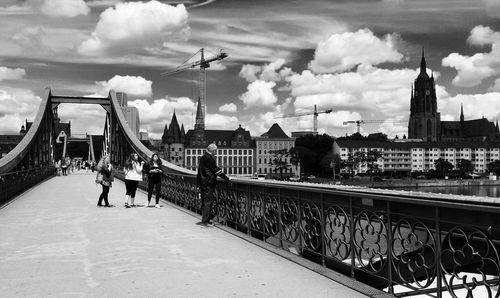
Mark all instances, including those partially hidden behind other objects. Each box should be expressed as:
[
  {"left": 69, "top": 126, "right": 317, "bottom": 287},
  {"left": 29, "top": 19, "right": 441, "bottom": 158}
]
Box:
[{"left": 95, "top": 172, "right": 103, "bottom": 184}]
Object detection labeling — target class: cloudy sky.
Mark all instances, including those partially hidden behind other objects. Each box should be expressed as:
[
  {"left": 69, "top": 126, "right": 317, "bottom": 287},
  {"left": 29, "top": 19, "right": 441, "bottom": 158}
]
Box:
[{"left": 1, "top": 0, "right": 500, "bottom": 139}]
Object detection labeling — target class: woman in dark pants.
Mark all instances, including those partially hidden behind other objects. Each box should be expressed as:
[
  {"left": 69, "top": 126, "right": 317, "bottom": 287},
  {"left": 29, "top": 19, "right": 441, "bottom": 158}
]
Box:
[
  {"left": 97, "top": 155, "right": 114, "bottom": 207},
  {"left": 144, "top": 153, "right": 163, "bottom": 208}
]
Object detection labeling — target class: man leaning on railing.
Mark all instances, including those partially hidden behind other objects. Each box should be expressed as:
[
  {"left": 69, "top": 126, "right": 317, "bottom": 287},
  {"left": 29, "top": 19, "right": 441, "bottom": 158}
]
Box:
[{"left": 196, "top": 143, "right": 230, "bottom": 227}]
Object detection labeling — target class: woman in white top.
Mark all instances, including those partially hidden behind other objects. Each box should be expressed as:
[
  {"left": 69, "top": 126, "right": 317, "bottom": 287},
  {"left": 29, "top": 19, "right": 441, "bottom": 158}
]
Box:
[{"left": 124, "top": 153, "right": 144, "bottom": 208}]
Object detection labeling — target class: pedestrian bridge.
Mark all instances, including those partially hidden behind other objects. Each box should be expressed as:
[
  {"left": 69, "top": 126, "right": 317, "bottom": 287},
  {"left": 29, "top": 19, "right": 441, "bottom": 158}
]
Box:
[
  {"left": 1, "top": 89, "right": 499, "bottom": 297},
  {"left": 0, "top": 172, "right": 379, "bottom": 297}
]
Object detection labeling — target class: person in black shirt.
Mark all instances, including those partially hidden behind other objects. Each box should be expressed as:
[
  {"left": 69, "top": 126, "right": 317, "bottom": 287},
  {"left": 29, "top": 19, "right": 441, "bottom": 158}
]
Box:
[
  {"left": 197, "top": 143, "right": 230, "bottom": 226},
  {"left": 144, "top": 153, "right": 164, "bottom": 208}
]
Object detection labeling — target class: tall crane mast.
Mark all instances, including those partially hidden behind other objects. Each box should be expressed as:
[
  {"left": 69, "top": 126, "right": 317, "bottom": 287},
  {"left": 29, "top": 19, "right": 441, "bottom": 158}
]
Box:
[
  {"left": 275, "top": 104, "right": 333, "bottom": 133},
  {"left": 342, "top": 119, "right": 407, "bottom": 133},
  {"left": 161, "top": 48, "right": 228, "bottom": 128}
]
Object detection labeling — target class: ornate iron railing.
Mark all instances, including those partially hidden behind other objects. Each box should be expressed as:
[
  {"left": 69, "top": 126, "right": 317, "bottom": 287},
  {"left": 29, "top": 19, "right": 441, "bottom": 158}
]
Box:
[
  {"left": 0, "top": 166, "right": 55, "bottom": 205},
  {"left": 134, "top": 171, "right": 499, "bottom": 298}
]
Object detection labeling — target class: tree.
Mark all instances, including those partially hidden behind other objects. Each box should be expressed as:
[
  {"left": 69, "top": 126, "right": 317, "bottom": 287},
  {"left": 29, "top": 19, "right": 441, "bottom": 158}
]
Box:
[
  {"left": 342, "top": 151, "right": 366, "bottom": 180},
  {"left": 488, "top": 160, "right": 500, "bottom": 175},
  {"left": 269, "top": 148, "right": 290, "bottom": 179},
  {"left": 364, "top": 150, "right": 384, "bottom": 180},
  {"left": 295, "top": 134, "right": 334, "bottom": 176},
  {"left": 456, "top": 159, "right": 474, "bottom": 177},
  {"left": 434, "top": 158, "right": 453, "bottom": 178}
]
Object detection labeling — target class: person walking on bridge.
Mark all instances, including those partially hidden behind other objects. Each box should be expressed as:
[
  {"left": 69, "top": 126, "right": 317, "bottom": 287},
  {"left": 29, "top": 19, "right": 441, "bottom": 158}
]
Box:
[
  {"left": 124, "top": 153, "right": 144, "bottom": 208},
  {"left": 197, "top": 143, "right": 230, "bottom": 226},
  {"left": 143, "top": 153, "right": 164, "bottom": 208},
  {"left": 97, "top": 155, "right": 114, "bottom": 207}
]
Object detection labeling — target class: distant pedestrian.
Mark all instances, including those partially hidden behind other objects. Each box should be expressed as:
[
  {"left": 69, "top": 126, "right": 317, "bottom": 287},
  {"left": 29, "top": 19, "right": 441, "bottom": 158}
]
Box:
[
  {"left": 56, "top": 160, "right": 61, "bottom": 176},
  {"left": 85, "top": 160, "right": 90, "bottom": 172},
  {"left": 61, "top": 159, "right": 68, "bottom": 176},
  {"left": 196, "top": 143, "right": 230, "bottom": 226},
  {"left": 124, "top": 153, "right": 144, "bottom": 208},
  {"left": 96, "top": 155, "right": 114, "bottom": 207},
  {"left": 143, "top": 153, "right": 164, "bottom": 208}
]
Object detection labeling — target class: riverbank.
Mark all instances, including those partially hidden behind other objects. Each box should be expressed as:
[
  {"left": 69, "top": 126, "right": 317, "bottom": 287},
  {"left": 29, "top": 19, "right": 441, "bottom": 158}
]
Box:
[{"left": 338, "top": 178, "right": 500, "bottom": 188}]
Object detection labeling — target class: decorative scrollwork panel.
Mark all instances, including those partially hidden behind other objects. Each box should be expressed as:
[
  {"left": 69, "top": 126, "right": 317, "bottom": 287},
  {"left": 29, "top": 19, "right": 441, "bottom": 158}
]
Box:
[
  {"left": 441, "top": 226, "right": 500, "bottom": 298},
  {"left": 392, "top": 218, "right": 437, "bottom": 290},
  {"left": 325, "top": 205, "right": 351, "bottom": 262},
  {"left": 354, "top": 210, "right": 388, "bottom": 273}
]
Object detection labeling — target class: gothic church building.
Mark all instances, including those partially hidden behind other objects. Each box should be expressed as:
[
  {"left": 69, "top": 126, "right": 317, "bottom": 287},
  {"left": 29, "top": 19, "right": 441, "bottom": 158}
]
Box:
[{"left": 408, "top": 51, "right": 500, "bottom": 142}]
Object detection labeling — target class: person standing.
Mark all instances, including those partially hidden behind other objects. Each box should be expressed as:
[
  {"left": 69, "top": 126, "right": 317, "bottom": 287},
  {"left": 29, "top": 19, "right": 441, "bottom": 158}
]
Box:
[
  {"left": 124, "top": 153, "right": 144, "bottom": 208},
  {"left": 144, "top": 153, "right": 164, "bottom": 208},
  {"left": 97, "top": 155, "right": 114, "bottom": 207},
  {"left": 197, "top": 143, "right": 230, "bottom": 226}
]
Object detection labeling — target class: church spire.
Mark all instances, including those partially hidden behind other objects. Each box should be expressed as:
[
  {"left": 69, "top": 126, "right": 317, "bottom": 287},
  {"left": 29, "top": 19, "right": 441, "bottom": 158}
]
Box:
[
  {"left": 195, "top": 96, "right": 204, "bottom": 130},
  {"left": 460, "top": 103, "right": 464, "bottom": 122},
  {"left": 420, "top": 47, "right": 426, "bottom": 74}
]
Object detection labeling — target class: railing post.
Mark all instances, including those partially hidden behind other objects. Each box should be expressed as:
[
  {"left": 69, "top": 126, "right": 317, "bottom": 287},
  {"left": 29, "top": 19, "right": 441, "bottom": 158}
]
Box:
[
  {"left": 386, "top": 201, "right": 394, "bottom": 295},
  {"left": 278, "top": 187, "right": 283, "bottom": 249},
  {"left": 435, "top": 206, "right": 442, "bottom": 298},
  {"left": 349, "top": 196, "right": 356, "bottom": 278},
  {"left": 320, "top": 192, "right": 326, "bottom": 267},
  {"left": 246, "top": 183, "right": 251, "bottom": 235},
  {"left": 297, "top": 189, "right": 303, "bottom": 255}
]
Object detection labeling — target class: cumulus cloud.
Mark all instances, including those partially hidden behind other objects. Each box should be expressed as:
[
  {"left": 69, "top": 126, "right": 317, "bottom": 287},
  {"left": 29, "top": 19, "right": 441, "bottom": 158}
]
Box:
[
  {"left": 78, "top": 1, "right": 189, "bottom": 56},
  {"left": 206, "top": 114, "right": 239, "bottom": 130},
  {"left": 127, "top": 96, "right": 195, "bottom": 138},
  {"left": 97, "top": 75, "right": 152, "bottom": 97},
  {"left": 308, "top": 29, "right": 404, "bottom": 73},
  {"left": 40, "top": 0, "right": 90, "bottom": 17},
  {"left": 239, "top": 59, "right": 290, "bottom": 83},
  {"left": 219, "top": 103, "right": 237, "bottom": 113},
  {"left": 467, "top": 25, "right": 500, "bottom": 46},
  {"left": 239, "top": 80, "right": 278, "bottom": 109},
  {"left": 443, "top": 25, "right": 500, "bottom": 87},
  {"left": 0, "top": 67, "right": 26, "bottom": 81},
  {"left": 0, "top": 88, "right": 41, "bottom": 134}
]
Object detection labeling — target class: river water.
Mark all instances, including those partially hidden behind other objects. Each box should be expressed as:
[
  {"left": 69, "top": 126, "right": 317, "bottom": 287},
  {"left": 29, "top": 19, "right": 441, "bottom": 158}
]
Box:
[{"left": 399, "top": 185, "right": 500, "bottom": 198}]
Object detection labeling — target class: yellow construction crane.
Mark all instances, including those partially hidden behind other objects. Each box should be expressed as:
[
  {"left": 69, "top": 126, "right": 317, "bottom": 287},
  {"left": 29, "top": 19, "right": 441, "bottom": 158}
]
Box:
[
  {"left": 275, "top": 104, "right": 333, "bottom": 133},
  {"left": 161, "top": 48, "right": 228, "bottom": 128},
  {"left": 343, "top": 119, "right": 407, "bottom": 133}
]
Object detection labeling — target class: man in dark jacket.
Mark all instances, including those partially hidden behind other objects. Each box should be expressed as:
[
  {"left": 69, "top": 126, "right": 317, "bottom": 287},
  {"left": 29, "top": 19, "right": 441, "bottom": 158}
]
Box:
[{"left": 197, "top": 143, "right": 230, "bottom": 226}]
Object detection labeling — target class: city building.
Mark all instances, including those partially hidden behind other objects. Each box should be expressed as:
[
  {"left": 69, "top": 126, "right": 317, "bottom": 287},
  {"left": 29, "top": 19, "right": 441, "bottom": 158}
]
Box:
[
  {"left": 183, "top": 99, "right": 253, "bottom": 175},
  {"left": 255, "top": 123, "right": 299, "bottom": 177},
  {"left": 408, "top": 50, "right": 500, "bottom": 142},
  {"left": 116, "top": 92, "right": 140, "bottom": 138},
  {"left": 161, "top": 111, "right": 185, "bottom": 167},
  {"left": 336, "top": 139, "right": 500, "bottom": 174}
]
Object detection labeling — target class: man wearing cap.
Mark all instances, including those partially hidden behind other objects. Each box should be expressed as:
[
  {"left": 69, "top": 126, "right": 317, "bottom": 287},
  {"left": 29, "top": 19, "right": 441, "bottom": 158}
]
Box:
[{"left": 197, "top": 143, "right": 230, "bottom": 226}]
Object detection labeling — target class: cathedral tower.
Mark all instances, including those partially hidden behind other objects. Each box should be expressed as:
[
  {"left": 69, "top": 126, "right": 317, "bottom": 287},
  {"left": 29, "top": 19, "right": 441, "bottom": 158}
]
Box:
[{"left": 408, "top": 49, "right": 441, "bottom": 141}]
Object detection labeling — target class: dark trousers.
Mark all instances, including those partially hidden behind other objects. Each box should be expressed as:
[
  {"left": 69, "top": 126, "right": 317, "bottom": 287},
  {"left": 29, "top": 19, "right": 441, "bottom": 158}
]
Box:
[
  {"left": 201, "top": 186, "right": 216, "bottom": 223},
  {"left": 98, "top": 184, "right": 110, "bottom": 206},
  {"left": 125, "top": 180, "right": 139, "bottom": 198},
  {"left": 147, "top": 179, "right": 161, "bottom": 204}
]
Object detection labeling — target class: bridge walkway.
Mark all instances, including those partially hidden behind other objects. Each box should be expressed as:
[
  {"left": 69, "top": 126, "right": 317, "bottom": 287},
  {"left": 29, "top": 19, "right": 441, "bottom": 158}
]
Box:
[{"left": 0, "top": 171, "right": 371, "bottom": 297}]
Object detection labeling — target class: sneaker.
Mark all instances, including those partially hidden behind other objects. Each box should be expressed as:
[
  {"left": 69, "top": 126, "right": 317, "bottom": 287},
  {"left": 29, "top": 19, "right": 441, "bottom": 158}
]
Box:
[
  {"left": 97, "top": 204, "right": 103, "bottom": 207},
  {"left": 155, "top": 204, "right": 160, "bottom": 208},
  {"left": 105, "top": 204, "right": 114, "bottom": 208},
  {"left": 125, "top": 203, "right": 131, "bottom": 208},
  {"left": 144, "top": 202, "right": 149, "bottom": 208}
]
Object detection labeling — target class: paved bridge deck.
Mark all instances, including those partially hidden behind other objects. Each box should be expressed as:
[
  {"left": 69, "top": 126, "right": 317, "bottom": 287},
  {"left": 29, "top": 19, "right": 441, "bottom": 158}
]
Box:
[{"left": 0, "top": 172, "right": 372, "bottom": 297}]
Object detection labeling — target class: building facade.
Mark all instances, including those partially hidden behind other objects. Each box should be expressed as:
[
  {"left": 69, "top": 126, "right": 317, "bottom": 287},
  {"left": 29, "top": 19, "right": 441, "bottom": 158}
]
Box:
[
  {"left": 161, "top": 111, "right": 185, "bottom": 167},
  {"left": 116, "top": 92, "right": 140, "bottom": 137},
  {"left": 336, "top": 140, "right": 500, "bottom": 174},
  {"left": 255, "top": 123, "right": 298, "bottom": 177}
]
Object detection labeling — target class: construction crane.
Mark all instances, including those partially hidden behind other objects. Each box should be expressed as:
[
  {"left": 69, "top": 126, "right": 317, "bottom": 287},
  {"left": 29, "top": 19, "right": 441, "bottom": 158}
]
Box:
[
  {"left": 275, "top": 104, "right": 333, "bottom": 133},
  {"left": 343, "top": 119, "right": 407, "bottom": 133},
  {"left": 161, "top": 48, "right": 228, "bottom": 128}
]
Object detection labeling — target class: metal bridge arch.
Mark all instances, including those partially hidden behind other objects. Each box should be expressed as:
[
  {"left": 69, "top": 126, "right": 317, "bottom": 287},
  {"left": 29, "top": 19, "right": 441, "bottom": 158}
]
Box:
[{"left": 0, "top": 88, "right": 194, "bottom": 176}]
